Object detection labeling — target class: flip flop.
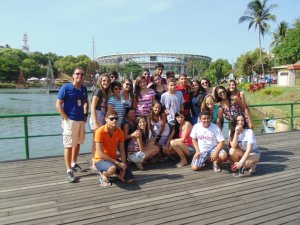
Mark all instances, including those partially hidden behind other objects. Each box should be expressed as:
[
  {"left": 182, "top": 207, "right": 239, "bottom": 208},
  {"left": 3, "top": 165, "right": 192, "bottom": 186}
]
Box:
[
  {"left": 98, "top": 171, "right": 111, "bottom": 187},
  {"left": 213, "top": 163, "right": 221, "bottom": 173},
  {"left": 134, "top": 162, "right": 144, "bottom": 170},
  {"left": 176, "top": 162, "right": 187, "bottom": 168}
]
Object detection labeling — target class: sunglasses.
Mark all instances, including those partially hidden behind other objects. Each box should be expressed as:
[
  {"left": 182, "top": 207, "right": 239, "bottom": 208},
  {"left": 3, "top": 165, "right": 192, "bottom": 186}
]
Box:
[
  {"left": 108, "top": 117, "right": 118, "bottom": 121},
  {"left": 75, "top": 73, "right": 84, "bottom": 76},
  {"left": 125, "top": 83, "right": 132, "bottom": 86}
]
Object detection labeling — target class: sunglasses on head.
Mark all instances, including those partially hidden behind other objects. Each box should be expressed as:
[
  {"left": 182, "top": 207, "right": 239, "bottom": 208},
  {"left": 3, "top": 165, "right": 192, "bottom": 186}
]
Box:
[{"left": 108, "top": 117, "right": 118, "bottom": 121}]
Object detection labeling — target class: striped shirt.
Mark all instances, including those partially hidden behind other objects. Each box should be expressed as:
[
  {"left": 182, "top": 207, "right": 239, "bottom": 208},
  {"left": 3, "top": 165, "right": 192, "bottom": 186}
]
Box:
[
  {"left": 136, "top": 88, "right": 155, "bottom": 116},
  {"left": 107, "top": 96, "right": 124, "bottom": 127}
]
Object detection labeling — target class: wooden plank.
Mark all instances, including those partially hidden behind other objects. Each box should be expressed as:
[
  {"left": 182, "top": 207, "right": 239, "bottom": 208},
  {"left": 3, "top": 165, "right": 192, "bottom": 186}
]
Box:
[{"left": 0, "top": 131, "right": 299, "bottom": 224}]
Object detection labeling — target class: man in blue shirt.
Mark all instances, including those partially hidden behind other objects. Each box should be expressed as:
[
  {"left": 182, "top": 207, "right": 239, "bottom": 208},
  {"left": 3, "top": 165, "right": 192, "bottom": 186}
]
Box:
[{"left": 56, "top": 67, "right": 89, "bottom": 183}]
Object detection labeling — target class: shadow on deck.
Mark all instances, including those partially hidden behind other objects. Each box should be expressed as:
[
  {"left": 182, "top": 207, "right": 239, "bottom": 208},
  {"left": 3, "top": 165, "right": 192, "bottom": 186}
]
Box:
[{"left": 0, "top": 131, "right": 299, "bottom": 225}]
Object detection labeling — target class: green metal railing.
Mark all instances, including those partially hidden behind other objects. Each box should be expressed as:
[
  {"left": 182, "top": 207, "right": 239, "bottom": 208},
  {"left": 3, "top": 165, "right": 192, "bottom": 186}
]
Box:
[
  {"left": 0, "top": 103, "right": 299, "bottom": 160},
  {"left": 248, "top": 102, "right": 300, "bottom": 131}
]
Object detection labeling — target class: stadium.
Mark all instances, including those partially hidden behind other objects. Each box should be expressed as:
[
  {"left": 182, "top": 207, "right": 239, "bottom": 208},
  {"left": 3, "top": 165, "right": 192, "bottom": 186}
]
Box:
[{"left": 97, "top": 52, "right": 212, "bottom": 75}]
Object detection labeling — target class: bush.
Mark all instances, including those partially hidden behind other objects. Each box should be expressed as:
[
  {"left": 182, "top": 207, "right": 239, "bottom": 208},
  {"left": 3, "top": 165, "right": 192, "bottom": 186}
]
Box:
[
  {"left": 261, "top": 87, "right": 283, "bottom": 96},
  {"left": 0, "top": 82, "right": 16, "bottom": 88},
  {"left": 239, "top": 83, "right": 250, "bottom": 91}
]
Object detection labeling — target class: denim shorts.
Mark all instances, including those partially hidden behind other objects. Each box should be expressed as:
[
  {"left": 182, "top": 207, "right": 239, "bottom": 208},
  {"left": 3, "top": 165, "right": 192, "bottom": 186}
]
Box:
[
  {"left": 188, "top": 146, "right": 195, "bottom": 158},
  {"left": 95, "top": 160, "right": 134, "bottom": 181},
  {"left": 251, "top": 148, "right": 261, "bottom": 158}
]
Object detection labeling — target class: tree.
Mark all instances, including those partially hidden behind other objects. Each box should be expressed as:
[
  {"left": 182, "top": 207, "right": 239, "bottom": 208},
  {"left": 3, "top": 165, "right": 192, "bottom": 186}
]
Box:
[
  {"left": 270, "top": 21, "right": 289, "bottom": 49},
  {"left": 187, "top": 58, "right": 210, "bottom": 79},
  {"left": 0, "top": 57, "right": 19, "bottom": 82},
  {"left": 273, "top": 18, "right": 300, "bottom": 65},
  {"left": 235, "top": 48, "right": 272, "bottom": 80},
  {"left": 239, "top": 0, "right": 276, "bottom": 76},
  {"left": 203, "top": 59, "right": 232, "bottom": 84},
  {"left": 122, "top": 61, "right": 143, "bottom": 79}
]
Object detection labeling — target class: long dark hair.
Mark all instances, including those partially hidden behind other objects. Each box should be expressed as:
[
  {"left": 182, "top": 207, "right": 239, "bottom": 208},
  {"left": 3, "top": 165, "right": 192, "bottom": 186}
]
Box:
[
  {"left": 136, "top": 116, "right": 148, "bottom": 143},
  {"left": 229, "top": 114, "right": 248, "bottom": 141},
  {"left": 173, "top": 110, "right": 185, "bottom": 137},
  {"left": 122, "top": 78, "right": 134, "bottom": 100},
  {"left": 150, "top": 100, "right": 163, "bottom": 119},
  {"left": 214, "top": 86, "right": 230, "bottom": 103}
]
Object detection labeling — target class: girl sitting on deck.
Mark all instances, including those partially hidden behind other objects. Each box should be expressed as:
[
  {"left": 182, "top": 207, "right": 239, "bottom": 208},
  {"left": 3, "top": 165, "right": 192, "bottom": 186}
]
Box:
[
  {"left": 127, "top": 116, "right": 160, "bottom": 170},
  {"left": 163, "top": 111, "right": 195, "bottom": 167},
  {"left": 229, "top": 114, "right": 261, "bottom": 175}
]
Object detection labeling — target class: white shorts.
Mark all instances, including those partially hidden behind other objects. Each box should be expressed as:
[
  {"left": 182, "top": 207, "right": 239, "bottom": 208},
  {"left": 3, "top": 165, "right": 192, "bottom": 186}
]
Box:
[
  {"left": 89, "top": 110, "right": 106, "bottom": 130},
  {"left": 61, "top": 119, "right": 85, "bottom": 148},
  {"left": 128, "top": 151, "right": 146, "bottom": 163}
]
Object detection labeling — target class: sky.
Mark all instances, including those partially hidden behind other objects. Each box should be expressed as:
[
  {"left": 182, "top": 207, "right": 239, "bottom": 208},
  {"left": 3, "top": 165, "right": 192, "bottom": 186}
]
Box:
[{"left": 1, "top": 0, "right": 299, "bottom": 63}]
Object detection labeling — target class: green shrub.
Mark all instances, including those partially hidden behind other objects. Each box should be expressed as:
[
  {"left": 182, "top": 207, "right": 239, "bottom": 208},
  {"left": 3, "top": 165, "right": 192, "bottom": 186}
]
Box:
[
  {"left": 0, "top": 83, "right": 16, "bottom": 88},
  {"left": 262, "top": 87, "right": 283, "bottom": 96},
  {"left": 238, "top": 82, "right": 250, "bottom": 92}
]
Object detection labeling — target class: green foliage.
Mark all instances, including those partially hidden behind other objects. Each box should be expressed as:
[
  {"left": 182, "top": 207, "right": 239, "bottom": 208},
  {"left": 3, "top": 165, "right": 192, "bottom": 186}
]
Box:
[
  {"left": 203, "top": 58, "right": 231, "bottom": 84},
  {"left": 239, "top": 0, "right": 277, "bottom": 75},
  {"left": 187, "top": 58, "right": 210, "bottom": 78},
  {"left": 235, "top": 48, "right": 272, "bottom": 79},
  {"left": 54, "top": 54, "right": 91, "bottom": 75},
  {"left": 0, "top": 57, "right": 20, "bottom": 82},
  {"left": 0, "top": 82, "right": 16, "bottom": 88},
  {"left": 122, "top": 61, "right": 143, "bottom": 79},
  {"left": 273, "top": 18, "right": 300, "bottom": 65},
  {"left": 261, "top": 86, "right": 283, "bottom": 96},
  {"left": 20, "top": 59, "right": 40, "bottom": 78},
  {"left": 238, "top": 82, "right": 251, "bottom": 91}
]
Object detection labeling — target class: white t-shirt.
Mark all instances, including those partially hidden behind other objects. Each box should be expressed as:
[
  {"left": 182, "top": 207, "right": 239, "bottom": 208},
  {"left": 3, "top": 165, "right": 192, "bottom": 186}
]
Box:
[
  {"left": 190, "top": 122, "right": 224, "bottom": 152},
  {"left": 237, "top": 129, "right": 257, "bottom": 151}
]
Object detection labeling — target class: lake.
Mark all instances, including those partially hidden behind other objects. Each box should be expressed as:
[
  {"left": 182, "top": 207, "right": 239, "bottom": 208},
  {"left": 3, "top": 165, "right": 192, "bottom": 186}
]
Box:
[{"left": 0, "top": 88, "right": 93, "bottom": 161}]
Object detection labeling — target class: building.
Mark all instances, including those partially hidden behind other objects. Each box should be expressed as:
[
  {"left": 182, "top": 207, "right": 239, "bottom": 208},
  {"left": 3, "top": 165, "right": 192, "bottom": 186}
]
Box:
[
  {"left": 96, "top": 52, "right": 212, "bottom": 75},
  {"left": 273, "top": 60, "right": 300, "bottom": 86}
]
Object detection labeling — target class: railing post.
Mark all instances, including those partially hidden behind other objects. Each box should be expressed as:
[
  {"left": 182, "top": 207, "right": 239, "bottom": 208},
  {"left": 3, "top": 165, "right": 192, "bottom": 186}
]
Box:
[
  {"left": 290, "top": 103, "right": 294, "bottom": 131},
  {"left": 23, "top": 116, "right": 30, "bottom": 159}
]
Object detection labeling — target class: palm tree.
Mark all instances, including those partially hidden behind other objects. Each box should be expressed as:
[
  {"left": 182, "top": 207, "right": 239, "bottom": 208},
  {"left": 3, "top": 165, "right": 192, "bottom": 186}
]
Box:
[
  {"left": 270, "top": 21, "right": 289, "bottom": 48},
  {"left": 239, "top": 0, "right": 276, "bottom": 76}
]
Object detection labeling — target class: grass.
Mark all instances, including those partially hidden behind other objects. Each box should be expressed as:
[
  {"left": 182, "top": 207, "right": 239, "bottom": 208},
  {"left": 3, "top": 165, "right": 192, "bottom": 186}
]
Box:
[{"left": 244, "top": 85, "right": 300, "bottom": 129}]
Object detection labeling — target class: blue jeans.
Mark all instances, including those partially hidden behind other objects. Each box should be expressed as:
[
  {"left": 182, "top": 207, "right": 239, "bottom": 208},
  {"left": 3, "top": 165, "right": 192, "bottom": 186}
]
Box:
[{"left": 95, "top": 160, "right": 134, "bottom": 181}]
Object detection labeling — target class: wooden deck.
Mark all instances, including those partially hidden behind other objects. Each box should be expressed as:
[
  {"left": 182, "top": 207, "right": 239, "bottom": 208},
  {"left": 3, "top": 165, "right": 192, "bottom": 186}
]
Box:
[{"left": 0, "top": 131, "right": 300, "bottom": 225}]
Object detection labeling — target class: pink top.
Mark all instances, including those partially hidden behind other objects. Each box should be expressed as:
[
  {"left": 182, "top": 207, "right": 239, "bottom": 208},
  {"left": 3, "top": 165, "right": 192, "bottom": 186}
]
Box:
[
  {"left": 179, "top": 129, "right": 193, "bottom": 146},
  {"left": 136, "top": 88, "right": 155, "bottom": 116}
]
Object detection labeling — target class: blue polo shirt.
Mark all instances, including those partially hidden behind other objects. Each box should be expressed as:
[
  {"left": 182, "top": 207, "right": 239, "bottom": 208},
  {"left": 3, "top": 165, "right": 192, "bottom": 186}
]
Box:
[{"left": 57, "top": 83, "right": 88, "bottom": 121}]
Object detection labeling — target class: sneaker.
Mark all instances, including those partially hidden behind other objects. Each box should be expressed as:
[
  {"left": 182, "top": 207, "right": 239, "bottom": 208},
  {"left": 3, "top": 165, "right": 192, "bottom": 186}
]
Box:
[
  {"left": 71, "top": 163, "right": 82, "bottom": 172},
  {"left": 67, "top": 171, "right": 76, "bottom": 183}
]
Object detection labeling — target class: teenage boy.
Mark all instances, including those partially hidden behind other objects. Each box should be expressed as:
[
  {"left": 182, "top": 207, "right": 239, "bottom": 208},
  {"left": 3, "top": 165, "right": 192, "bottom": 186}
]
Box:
[
  {"left": 190, "top": 111, "right": 228, "bottom": 172},
  {"left": 176, "top": 73, "right": 191, "bottom": 122},
  {"left": 94, "top": 110, "right": 135, "bottom": 186},
  {"left": 160, "top": 78, "right": 184, "bottom": 128},
  {"left": 152, "top": 63, "right": 167, "bottom": 84},
  {"left": 56, "top": 67, "right": 89, "bottom": 183}
]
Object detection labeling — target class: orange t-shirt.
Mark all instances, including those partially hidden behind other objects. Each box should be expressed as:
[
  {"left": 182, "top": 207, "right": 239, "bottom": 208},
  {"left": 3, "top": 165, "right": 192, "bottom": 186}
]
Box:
[{"left": 94, "top": 124, "right": 125, "bottom": 162}]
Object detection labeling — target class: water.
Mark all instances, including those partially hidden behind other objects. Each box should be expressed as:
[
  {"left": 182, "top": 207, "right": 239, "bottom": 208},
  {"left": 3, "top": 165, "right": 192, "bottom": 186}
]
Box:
[{"left": 0, "top": 88, "right": 92, "bottom": 161}]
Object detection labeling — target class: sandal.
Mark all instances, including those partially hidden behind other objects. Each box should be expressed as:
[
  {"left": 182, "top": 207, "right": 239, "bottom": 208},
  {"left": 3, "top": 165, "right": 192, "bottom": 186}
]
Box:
[
  {"left": 213, "top": 163, "right": 221, "bottom": 173},
  {"left": 134, "top": 162, "right": 144, "bottom": 170},
  {"left": 249, "top": 165, "right": 256, "bottom": 175},
  {"left": 233, "top": 167, "right": 245, "bottom": 177},
  {"left": 176, "top": 161, "right": 188, "bottom": 168},
  {"left": 98, "top": 172, "right": 111, "bottom": 187}
]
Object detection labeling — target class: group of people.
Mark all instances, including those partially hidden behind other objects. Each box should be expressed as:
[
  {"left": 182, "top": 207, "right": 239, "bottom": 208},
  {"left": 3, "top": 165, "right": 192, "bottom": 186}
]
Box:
[{"left": 56, "top": 64, "right": 260, "bottom": 185}]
